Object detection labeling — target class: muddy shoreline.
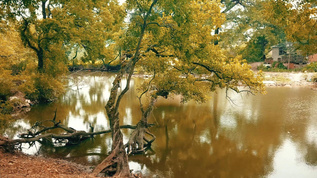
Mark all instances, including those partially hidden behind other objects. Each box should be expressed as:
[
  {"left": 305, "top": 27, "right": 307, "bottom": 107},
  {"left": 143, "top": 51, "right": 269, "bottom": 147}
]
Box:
[{"left": 0, "top": 150, "right": 95, "bottom": 178}]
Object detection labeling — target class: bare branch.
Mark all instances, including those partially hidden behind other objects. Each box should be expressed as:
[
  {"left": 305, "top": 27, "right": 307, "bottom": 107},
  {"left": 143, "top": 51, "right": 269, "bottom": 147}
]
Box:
[
  {"left": 147, "top": 22, "right": 175, "bottom": 29},
  {"left": 47, "top": 0, "right": 52, "bottom": 18},
  {"left": 138, "top": 70, "right": 156, "bottom": 113},
  {"left": 192, "top": 62, "right": 223, "bottom": 79}
]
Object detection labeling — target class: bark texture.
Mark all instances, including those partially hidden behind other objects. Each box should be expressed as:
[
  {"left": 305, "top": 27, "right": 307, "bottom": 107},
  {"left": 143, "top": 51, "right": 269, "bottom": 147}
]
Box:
[{"left": 93, "top": 1, "right": 158, "bottom": 176}]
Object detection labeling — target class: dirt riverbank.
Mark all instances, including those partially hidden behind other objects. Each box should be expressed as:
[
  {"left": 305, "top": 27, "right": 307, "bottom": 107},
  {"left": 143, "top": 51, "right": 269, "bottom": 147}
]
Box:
[{"left": 0, "top": 150, "right": 95, "bottom": 178}]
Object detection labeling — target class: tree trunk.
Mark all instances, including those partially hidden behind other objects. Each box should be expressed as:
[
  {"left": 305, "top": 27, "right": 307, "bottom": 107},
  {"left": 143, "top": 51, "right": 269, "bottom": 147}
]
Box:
[
  {"left": 37, "top": 48, "right": 44, "bottom": 72},
  {"left": 214, "top": 28, "right": 220, "bottom": 45},
  {"left": 20, "top": 18, "right": 45, "bottom": 72},
  {"left": 92, "top": 63, "right": 132, "bottom": 177},
  {"left": 42, "top": 0, "right": 47, "bottom": 19},
  {"left": 93, "top": 1, "right": 158, "bottom": 176}
]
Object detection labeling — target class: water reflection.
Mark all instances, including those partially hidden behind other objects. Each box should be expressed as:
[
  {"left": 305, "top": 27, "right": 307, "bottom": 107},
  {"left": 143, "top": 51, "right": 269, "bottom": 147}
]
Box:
[
  {"left": 269, "top": 139, "right": 317, "bottom": 178},
  {"left": 2, "top": 72, "right": 317, "bottom": 177}
]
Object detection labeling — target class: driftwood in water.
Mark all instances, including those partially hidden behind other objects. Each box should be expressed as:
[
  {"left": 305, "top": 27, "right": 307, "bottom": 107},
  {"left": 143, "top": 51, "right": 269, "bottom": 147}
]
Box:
[
  {"left": 0, "top": 123, "right": 139, "bottom": 153},
  {"left": 0, "top": 110, "right": 140, "bottom": 153}
]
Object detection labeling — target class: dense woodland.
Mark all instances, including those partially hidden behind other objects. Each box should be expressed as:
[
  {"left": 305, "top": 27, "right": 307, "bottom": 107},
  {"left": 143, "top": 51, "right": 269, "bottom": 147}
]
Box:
[{"left": 0, "top": 0, "right": 316, "bottom": 177}]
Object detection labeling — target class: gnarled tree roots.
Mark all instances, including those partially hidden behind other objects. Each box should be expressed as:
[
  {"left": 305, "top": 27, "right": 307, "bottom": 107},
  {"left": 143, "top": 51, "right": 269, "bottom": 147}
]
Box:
[
  {"left": 126, "top": 121, "right": 156, "bottom": 155},
  {"left": 93, "top": 135, "right": 131, "bottom": 177}
]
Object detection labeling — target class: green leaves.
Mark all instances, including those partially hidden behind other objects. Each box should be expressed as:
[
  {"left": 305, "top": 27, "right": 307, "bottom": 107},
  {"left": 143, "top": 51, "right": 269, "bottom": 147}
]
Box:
[
  {"left": 220, "top": 0, "right": 316, "bottom": 59},
  {"left": 1, "top": 0, "right": 266, "bottom": 104},
  {"left": 1, "top": 0, "right": 126, "bottom": 71},
  {"left": 129, "top": 0, "right": 265, "bottom": 104}
]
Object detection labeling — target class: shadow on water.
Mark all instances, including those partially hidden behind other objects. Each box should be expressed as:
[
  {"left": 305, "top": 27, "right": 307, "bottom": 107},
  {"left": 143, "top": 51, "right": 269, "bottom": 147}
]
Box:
[{"left": 2, "top": 72, "right": 317, "bottom": 177}]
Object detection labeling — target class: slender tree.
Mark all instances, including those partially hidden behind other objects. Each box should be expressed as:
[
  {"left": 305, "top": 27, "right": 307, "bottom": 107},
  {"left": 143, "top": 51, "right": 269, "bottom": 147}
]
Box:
[{"left": 93, "top": 0, "right": 265, "bottom": 176}]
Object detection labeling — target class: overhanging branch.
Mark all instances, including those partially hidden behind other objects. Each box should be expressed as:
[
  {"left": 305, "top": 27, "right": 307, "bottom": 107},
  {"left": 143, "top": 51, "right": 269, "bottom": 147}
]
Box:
[{"left": 192, "top": 62, "right": 223, "bottom": 79}]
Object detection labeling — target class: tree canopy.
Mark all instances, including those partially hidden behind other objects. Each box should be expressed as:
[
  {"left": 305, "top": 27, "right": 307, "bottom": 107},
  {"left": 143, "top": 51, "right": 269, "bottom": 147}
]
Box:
[
  {"left": 0, "top": 0, "right": 125, "bottom": 72},
  {"left": 264, "top": 0, "right": 317, "bottom": 55},
  {"left": 0, "top": 0, "right": 125, "bottom": 103},
  {"left": 92, "top": 0, "right": 265, "bottom": 176},
  {"left": 218, "top": 0, "right": 316, "bottom": 62},
  {"left": 124, "top": 0, "right": 265, "bottom": 98}
]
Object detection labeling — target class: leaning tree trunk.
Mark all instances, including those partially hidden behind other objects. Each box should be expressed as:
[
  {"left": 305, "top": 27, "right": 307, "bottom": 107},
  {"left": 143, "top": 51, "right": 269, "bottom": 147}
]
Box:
[
  {"left": 92, "top": 64, "right": 132, "bottom": 177},
  {"left": 93, "top": 1, "right": 158, "bottom": 176}
]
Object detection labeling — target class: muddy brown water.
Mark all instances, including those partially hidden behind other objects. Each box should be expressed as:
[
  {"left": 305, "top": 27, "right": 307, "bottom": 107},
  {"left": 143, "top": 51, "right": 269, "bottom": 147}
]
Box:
[{"left": 2, "top": 72, "right": 317, "bottom": 177}]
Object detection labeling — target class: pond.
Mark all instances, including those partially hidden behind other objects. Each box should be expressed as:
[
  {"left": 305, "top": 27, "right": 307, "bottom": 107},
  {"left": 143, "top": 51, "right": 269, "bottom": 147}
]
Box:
[{"left": 2, "top": 72, "right": 317, "bottom": 177}]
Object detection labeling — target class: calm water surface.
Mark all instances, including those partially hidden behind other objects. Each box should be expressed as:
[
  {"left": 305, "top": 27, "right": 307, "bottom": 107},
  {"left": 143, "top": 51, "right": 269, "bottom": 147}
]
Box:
[{"left": 2, "top": 72, "right": 317, "bottom": 177}]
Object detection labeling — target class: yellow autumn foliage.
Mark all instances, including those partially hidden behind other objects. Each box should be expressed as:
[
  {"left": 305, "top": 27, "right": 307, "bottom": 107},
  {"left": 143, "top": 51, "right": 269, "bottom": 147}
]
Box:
[
  {"left": 264, "top": 0, "right": 317, "bottom": 55},
  {"left": 0, "top": 24, "right": 66, "bottom": 109},
  {"left": 133, "top": 0, "right": 265, "bottom": 104}
]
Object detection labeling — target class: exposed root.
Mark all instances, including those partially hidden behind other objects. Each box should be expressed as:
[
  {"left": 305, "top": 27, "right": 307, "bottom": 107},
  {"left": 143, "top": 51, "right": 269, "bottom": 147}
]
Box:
[
  {"left": 93, "top": 129, "right": 131, "bottom": 177},
  {"left": 126, "top": 121, "right": 156, "bottom": 155}
]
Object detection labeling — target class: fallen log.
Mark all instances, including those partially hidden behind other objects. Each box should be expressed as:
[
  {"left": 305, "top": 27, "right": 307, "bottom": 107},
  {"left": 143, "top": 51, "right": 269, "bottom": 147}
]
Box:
[
  {"left": 0, "top": 124, "right": 144, "bottom": 152},
  {"left": 0, "top": 110, "right": 155, "bottom": 154}
]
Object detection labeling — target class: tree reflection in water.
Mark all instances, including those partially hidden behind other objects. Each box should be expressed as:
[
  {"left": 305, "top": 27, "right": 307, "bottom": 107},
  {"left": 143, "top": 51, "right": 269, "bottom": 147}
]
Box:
[{"left": 2, "top": 72, "right": 317, "bottom": 177}]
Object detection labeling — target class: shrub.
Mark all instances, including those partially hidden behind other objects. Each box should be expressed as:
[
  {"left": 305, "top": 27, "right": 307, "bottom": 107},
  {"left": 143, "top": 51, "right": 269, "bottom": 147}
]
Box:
[
  {"left": 20, "top": 73, "right": 65, "bottom": 103},
  {"left": 0, "top": 69, "right": 14, "bottom": 101},
  {"left": 271, "top": 61, "right": 287, "bottom": 69},
  {"left": 257, "top": 64, "right": 268, "bottom": 71},
  {"left": 35, "top": 74, "right": 65, "bottom": 102},
  {"left": 0, "top": 115, "right": 9, "bottom": 133},
  {"left": 11, "top": 60, "right": 28, "bottom": 75},
  {"left": 303, "top": 63, "right": 317, "bottom": 72},
  {"left": 0, "top": 100, "right": 14, "bottom": 114}
]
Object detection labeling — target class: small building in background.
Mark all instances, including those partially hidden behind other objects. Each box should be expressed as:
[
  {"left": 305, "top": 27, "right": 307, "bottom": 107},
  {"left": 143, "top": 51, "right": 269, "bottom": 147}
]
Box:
[
  {"left": 265, "top": 44, "right": 308, "bottom": 69},
  {"left": 271, "top": 45, "right": 284, "bottom": 62}
]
